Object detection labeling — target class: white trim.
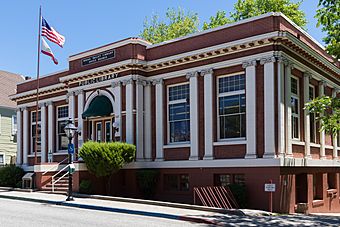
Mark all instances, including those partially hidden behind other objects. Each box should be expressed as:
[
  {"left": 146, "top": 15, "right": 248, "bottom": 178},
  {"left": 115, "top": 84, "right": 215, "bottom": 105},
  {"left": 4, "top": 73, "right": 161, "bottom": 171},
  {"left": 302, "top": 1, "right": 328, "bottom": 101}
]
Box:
[
  {"left": 125, "top": 80, "right": 134, "bottom": 144},
  {"left": 310, "top": 143, "right": 321, "bottom": 148},
  {"left": 319, "top": 82, "right": 326, "bottom": 159},
  {"left": 83, "top": 89, "right": 116, "bottom": 114},
  {"left": 56, "top": 105, "right": 69, "bottom": 152},
  {"left": 10, "top": 83, "right": 65, "bottom": 100},
  {"left": 48, "top": 102, "right": 54, "bottom": 160},
  {"left": 280, "top": 157, "right": 340, "bottom": 167},
  {"left": 213, "top": 140, "right": 247, "bottom": 146},
  {"left": 309, "top": 85, "right": 317, "bottom": 144},
  {"left": 40, "top": 105, "right": 47, "bottom": 163},
  {"left": 285, "top": 63, "right": 293, "bottom": 156},
  {"left": 0, "top": 114, "right": 2, "bottom": 136},
  {"left": 304, "top": 75, "right": 311, "bottom": 158},
  {"left": 69, "top": 39, "right": 150, "bottom": 61},
  {"left": 245, "top": 64, "right": 256, "bottom": 158},
  {"left": 16, "top": 109, "right": 22, "bottom": 165},
  {"left": 22, "top": 108, "right": 29, "bottom": 164},
  {"left": 144, "top": 83, "right": 152, "bottom": 160},
  {"left": 203, "top": 70, "right": 214, "bottom": 160},
  {"left": 292, "top": 140, "right": 305, "bottom": 146},
  {"left": 30, "top": 110, "right": 41, "bottom": 155},
  {"left": 163, "top": 143, "right": 190, "bottom": 149},
  {"left": 17, "top": 95, "right": 67, "bottom": 109},
  {"left": 0, "top": 153, "right": 5, "bottom": 165},
  {"left": 291, "top": 75, "right": 300, "bottom": 140},
  {"left": 277, "top": 59, "right": 285, "bottom": 157},
  {"left": 136, "top": 81, "right": 144, "bottom": 160},
  {"left": 155, "top": 81, "right": 164, "bottom": 160}
]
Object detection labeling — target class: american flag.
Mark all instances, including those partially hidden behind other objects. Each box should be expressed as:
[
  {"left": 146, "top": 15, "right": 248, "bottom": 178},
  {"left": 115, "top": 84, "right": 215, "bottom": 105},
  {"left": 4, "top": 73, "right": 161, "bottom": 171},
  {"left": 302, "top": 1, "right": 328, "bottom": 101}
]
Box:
[{"left": 41, "top": 17, "right": 65, "bottom": 48}]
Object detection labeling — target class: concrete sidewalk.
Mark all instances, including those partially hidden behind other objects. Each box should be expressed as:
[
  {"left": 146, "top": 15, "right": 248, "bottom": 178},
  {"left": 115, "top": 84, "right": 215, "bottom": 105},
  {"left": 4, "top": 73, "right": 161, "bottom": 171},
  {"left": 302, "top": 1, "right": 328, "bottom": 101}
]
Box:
[{"left": 0, "top": 189, "right": 243, "bottom": 225}]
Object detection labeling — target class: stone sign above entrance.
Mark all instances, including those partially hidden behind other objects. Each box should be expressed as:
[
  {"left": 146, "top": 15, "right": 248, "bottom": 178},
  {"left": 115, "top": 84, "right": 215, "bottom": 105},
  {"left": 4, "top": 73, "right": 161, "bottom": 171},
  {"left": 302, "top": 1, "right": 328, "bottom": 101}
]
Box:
[
  {"left": 81, "top": 49, "right": 115, "bottom": 66},
  {"left": 78, "top": 73, "right": 119, "bottom": 87}
]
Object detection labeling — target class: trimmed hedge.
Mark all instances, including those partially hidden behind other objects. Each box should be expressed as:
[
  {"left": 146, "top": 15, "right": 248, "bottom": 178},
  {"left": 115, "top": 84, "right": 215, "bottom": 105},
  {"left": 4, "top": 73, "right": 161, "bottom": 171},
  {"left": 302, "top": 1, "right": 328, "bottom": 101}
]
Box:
[{"left": 0, "top": 165, "right": 24, "bottom": 188}]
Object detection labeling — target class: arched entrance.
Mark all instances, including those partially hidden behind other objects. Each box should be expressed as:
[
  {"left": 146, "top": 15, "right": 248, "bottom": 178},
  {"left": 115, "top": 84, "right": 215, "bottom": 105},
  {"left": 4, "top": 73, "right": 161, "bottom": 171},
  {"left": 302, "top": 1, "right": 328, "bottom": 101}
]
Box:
[{"left": 82, "top": 95, "right": 115, "bottom": 142}]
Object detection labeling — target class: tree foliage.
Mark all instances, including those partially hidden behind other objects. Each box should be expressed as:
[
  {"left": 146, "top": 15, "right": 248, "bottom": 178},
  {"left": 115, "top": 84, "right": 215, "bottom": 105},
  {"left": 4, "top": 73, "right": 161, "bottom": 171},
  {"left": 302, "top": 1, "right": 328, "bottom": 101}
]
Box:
[
  {"left": 79, "top": 141, "right": 135, "bottom": 177},
  {"left": 202, "top": 11, "right": 232, "bottom": 30},
  {"left": 0, "top": 165, "right": 24, "bottom": 188},
  {"left": 230, "top": 0, "right": 307, "bottom": 28},
  {"left": 140, "top": 7, "right": 199, "bottom": 44},
  {"left": 315, "top": 0, "right": 340, "bottom": 60},
  {"left": 305, "top": 96, "right": 340, "bottom": 136}
]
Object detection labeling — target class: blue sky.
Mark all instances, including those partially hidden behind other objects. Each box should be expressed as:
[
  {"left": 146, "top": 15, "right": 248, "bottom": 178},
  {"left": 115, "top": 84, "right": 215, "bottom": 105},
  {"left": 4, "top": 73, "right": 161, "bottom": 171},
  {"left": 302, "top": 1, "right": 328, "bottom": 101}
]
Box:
[{"left": 0, "top": 0, "right": 324, "bottom": 77}]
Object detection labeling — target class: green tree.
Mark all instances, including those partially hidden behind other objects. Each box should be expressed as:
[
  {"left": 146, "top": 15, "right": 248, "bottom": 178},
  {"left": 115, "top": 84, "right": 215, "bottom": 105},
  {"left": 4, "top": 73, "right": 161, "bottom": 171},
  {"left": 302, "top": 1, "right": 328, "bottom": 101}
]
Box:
[
  {"left": 140, "top": 7, "right": 199, "bottom": 44},
  {"left": 202, "top": 11, "right": 232, "bottom": 30},
  {"left": 79, "top": 141, "right": 136, "bottom": 194},
  {"left": 230, "top": 0, "right": 307, "bottom": 28},
  {"left": 315, "top": 0, "right": 340, "bottom": 59},
  {"left": 305, "top": 96, "right": 340, "bottom": 136}
]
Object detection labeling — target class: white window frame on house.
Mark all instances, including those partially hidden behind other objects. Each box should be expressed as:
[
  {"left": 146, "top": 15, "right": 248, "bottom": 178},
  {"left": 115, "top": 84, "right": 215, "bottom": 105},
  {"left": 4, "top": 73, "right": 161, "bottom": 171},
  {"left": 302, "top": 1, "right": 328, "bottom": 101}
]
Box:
[
  {"left": 309, "top": 85, "right": 317, "bottom": 143},
  {"left": 217, "top": 73, "right": 246, "bottom": 141},
  {"left": 0, "top": 153, "right": 4, "bottom": 166},
  {"left": 56, "top": 105, "right": 69, "bottom": 152},
  {"left": 167, "top": 82, "right": 190, "bottom": 144},
  {"left": 291, "top": 76, "right": 300, "bottom": 140},
  {"left": 96, "top": 122, "right": 102, "bottom": 142},
  {"left": 12, "top": 115, "right": 17, "bottom": 136},
  {"left": 31, "top": 110, "right": 41, "bottom": 154}
]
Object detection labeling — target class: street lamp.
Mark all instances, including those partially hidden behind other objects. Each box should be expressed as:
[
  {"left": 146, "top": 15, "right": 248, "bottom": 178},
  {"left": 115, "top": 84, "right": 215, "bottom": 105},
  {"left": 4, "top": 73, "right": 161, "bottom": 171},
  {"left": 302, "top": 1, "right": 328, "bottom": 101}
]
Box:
[
  {"left": 64, "top": 118, "right": 78, "bottom": 201},
  {"left": 112, "top": 121, "right": 119, "bottom": 142}
]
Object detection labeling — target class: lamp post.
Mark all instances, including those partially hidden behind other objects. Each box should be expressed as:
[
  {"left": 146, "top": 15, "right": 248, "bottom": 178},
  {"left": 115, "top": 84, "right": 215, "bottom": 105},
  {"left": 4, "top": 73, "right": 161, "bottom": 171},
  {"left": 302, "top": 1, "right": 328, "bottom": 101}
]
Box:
[
  {"left": 64, "top": 118, "right": 77, "bottom": 201},
  {"left": 112, "top": 121, "right": 119, "bottom": 142}
]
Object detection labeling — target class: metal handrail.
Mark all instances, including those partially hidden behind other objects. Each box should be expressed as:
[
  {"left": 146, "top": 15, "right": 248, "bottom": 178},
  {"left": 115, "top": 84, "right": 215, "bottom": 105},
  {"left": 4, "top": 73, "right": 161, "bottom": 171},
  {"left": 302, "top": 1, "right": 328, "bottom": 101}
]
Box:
[
  {"left": 42, "top": 157, "right": 68, "bottom": 175},
  {"left": 52, "top": 168, "right": 69, "bottom": 192}
]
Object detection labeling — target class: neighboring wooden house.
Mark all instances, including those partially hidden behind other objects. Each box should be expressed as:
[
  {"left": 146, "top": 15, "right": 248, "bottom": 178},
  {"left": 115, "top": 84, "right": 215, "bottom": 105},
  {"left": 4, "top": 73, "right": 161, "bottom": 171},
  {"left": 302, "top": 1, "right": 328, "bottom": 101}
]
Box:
[{"left": 0, "top": 70, "right": 25, "bottom": 166}]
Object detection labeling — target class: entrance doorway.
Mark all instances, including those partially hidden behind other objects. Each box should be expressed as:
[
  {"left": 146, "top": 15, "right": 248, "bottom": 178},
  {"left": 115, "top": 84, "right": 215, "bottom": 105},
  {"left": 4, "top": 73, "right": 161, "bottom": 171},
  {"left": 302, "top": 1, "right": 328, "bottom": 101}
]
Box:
[{"left": 88, "top": 117, "right": 114, "bottom": 142}]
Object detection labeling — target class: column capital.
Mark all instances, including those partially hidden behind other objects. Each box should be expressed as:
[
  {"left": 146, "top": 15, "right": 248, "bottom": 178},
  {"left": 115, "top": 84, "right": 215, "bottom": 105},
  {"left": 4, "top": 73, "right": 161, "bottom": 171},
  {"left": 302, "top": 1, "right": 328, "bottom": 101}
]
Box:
[
  {"left": 46, "top": 100, "right": 53, "bottom": 106},
  {"left": 144, "top": 80, "right": 152, "bottom": 86},
  {"left": 185, "top": 71, "right": 199, "bottom": 79},
  {"left": 152, "top": 78, "right": 163, "bottom": 85},
  {"left": 38, "top": 102, "right": 46, "bottom": 108},
  {"left": 136, "top": 78, "right": 147, "bottom": 86},
  {"left": 304, "top": 71, "right": 312, "bottom": 80},
  {"left": 21, "top": 106, "right": 28, "bottom": 111},
  {"left": 74, "top": 89, "right": 84, "bottom": 96},
  {"left": 242, "top": 60, "right": 257, "bottom": 68},
  {"left": 111, "top": 81, "right": 121, "bottom": 88},
  {"left": 200, "top": 68, "right": 213, "bottom": 77},
  {"left": 319, "top": 80, "right": 327, "bottom": 87},
  {"left": 122, "top": 78, "right": 134, "bottom": 86},
  {"left": 260, "top": 56, "right": 276, "bottom": 65}
]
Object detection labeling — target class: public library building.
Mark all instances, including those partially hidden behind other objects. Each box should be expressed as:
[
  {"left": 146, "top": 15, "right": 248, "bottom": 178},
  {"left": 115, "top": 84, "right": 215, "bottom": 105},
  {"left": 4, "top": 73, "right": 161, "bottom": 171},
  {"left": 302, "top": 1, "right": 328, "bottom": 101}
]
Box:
[{"left": 11, "top": 13, "right": 340, "bottom": 213}]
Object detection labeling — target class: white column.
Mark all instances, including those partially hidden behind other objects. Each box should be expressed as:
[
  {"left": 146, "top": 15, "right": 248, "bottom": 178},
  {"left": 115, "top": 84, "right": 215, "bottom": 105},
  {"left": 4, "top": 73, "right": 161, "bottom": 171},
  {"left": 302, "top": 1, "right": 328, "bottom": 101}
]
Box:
[
  {"left": 154, "top": 79, "right": 164, "bottom": 161},
  {"left": 16, "top": 108, "right": 22, "bottom": 165},
  {"left": 303, "top": 73, "right": 311, "bottom": 159},
  {"left": 243, "top": 60, "right": 257, "bottom": 158},
  {"left": 124, "top": 78, "right": 134, "bottom": 144},
  {"left": 144, "top": 81, "right": 152, "bottom": 160},
  {"left": 319, "top": 81, "right": 326, "bottom": 159},
  {"left": 47, "top": 101, "right": 54, "bottom": 160},
  {"left": 261, "top": 57, "right": 276, "bottom": 158},
  {"left": 201, "top": 68, "right": 214, "bottom": 160},
  {"left": 136, "top": 79, "right": 145, "bottom": 160},
  {"left": 332, "top": 89, "right": 338, "bottom": 159},
  {"left": 285, "top": 63, "right": 293, "bottom": 157},
  {"left": 277, "top": 56, "right": 286, "bottom": 157},
  {"left": 40, "top": 103, "right": 47, "bottom": 163},
  {"left": 22, "top": 107, "right": 29, "bottom": 165},
  {"left": 68, "top": 91, "right": 75, "bottom": 120},
  {"left": 112, "top": 81, "right": 121, "bottom": 139},
  {"left": 77, "top": 90, "right": 84, "bottom": 147},
  {"left": 186, "top": 71, "right": 199, "bottom": 160}
]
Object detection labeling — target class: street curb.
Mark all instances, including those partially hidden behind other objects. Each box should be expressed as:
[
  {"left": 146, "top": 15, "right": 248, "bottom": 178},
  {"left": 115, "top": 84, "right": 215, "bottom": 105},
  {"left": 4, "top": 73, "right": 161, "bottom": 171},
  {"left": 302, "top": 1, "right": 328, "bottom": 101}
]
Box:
[
  {"left": 73, "top": 193, "right": 245, "bottom": 216},
  {"left": 0, "top": 193, "right": 218, "bottom": 225}
]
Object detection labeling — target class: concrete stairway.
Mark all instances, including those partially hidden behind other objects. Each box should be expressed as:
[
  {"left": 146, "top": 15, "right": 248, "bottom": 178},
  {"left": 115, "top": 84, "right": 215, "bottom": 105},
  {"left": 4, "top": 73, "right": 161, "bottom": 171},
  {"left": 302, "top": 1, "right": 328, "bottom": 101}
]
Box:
[{"left": 41, "top": 176, "right": 69, "bottom": 193}]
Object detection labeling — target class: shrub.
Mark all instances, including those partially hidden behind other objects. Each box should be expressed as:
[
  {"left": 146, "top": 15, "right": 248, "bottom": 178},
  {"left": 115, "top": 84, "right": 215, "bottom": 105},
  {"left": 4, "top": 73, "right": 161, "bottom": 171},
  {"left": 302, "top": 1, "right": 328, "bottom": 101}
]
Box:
[
  {"left": 229, "top": 184, "right": 247, "bottom": 208},
  {"left": 0, "top": 165, "right": 24, "bottom": 188},
  {"left": 136, "top": 169, "right": 159, "bottom": 199},
  {"left": 79, "top": 180, "right": 93, "bottom": 194}
]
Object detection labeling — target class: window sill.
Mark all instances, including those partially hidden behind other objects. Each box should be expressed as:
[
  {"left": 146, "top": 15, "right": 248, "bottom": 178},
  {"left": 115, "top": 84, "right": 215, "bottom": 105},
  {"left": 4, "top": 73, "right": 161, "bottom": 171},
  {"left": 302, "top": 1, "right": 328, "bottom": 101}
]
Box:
[
  {"left": 28, "top": 153, "right": 41, "bottom": 157},
  {"left": 163, "top": 143, "right": 190, "bottom": 149},
  {"left": 292, "top": 140, "right": 305, "bottom": 146},
  {"left": 310, "top": 143, "right": 321, "bottom": 148},
  {"left": 54, "top": 151, "right": 69, "bottom": 155},
  {"left": 214, "top": 140, "right": 246, "bottom": 146},
  {"left": 312, "top": 200, "right": 324, "bottom": 207}
]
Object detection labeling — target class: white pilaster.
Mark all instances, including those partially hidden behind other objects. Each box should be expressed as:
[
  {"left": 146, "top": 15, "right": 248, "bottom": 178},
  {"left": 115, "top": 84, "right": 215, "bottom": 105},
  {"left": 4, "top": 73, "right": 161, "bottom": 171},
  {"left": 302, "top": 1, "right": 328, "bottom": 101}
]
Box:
[
  {"left": 332, "top": 89, "right": 338, "bottom": 159},
  {"left": 22, "top": 107, "right": 29, "bottom": 165},
  {"left": 40, "top": 103, "right": 47, "bottom": 163},
  {"left": 144, "top": 81, "right": 152, "bottom": 160},
  {"left": 47, "top": 101, "right": 54, "bottom": 158},
  {"left": 243, "top": 60, "right": 257, "bottom": 158},
  {"left": 187, "top": 71, "right": 199, "bottom": 160},
  {"left": 112, "top": 81, "right": 121, "bottom": 139},
  {"left": 261, "top": 57, "right": 276, "bottom": 158},
  {"left": 319, "top": 81, "right": 326, "bottom": 159},
  {"left": 124, "top": 78, "right": 134, "bottom": 144},
  {"left": 76, "top": 90, "right": 84, "bottom": 147},
  {"left": 277, "top": 56, "right": 286, "bottom": 157},
  {"left": 136, "top": 79, "right": 145, "bottom": 160},
  {"left": 16, "top": 108, "right": 22, "bottom": 165},
  {"left": 201, "top": 68, "right": 214, "bottom": 160},
  {"left": 285, "top": 63, "right": 293, "bottom": 157},
  {"left": 68, "top": 91, "right": 75, "bottom": 120},
  {"left": 154, "top": 79, "right": 164, "bottom": 161},
  {"left": 303, "top": 73, "right": 311, "bottom": 159}
]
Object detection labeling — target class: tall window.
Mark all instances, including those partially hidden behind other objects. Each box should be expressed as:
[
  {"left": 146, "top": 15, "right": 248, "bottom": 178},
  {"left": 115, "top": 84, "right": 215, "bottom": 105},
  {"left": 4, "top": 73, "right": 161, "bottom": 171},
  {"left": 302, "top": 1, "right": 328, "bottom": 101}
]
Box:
[
  {"left": 309, "top": 85, "right": 316, "bottom": 143},
  {"left": 12, "top": 115, "right": 17, "bottom": 135},
  {"left": 164, "top": 174, "right": 189, "bottom": 191},
  {"left": 291, "top": 77, "right": 300, "bottom": 139},
  {"left": 31, "top": 111, "right": 41, "bottom": 153},
  {"left": 218, "top": 74, "right": 246, "bottom": 139},
  {"left": 56, "top": 106, "right": 68, "bottom": 151},
  {"left": 168, "top": 84, "right": 190, "bottom": 143}
]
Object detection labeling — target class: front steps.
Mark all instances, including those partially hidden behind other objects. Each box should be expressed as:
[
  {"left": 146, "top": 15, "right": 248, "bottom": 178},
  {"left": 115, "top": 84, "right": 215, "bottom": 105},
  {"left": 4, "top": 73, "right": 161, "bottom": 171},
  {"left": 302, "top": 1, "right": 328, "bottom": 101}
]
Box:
[{"left": 41, "top": 176, "right": 69, "bottom": 193}]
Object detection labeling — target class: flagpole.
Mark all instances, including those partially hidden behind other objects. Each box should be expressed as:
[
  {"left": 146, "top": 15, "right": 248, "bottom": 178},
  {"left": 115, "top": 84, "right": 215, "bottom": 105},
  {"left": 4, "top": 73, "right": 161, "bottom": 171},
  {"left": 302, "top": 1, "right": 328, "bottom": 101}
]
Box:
[{"left": 35, "top": 6, "right": 42, "bottom": 165}]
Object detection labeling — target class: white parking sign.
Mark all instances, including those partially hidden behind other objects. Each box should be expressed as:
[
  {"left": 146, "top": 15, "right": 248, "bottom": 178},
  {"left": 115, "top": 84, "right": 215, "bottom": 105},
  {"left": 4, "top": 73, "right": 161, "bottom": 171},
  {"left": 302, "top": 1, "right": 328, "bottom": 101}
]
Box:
[{"left": 264, "top": 183, "right": 276, "bottom": 192}]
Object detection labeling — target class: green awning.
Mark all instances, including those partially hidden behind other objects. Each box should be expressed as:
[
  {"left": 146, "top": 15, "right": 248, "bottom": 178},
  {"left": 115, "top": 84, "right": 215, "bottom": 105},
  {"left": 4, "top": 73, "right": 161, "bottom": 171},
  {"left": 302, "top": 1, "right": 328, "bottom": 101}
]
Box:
[{"left": 82, "top": 96, "right": 113, "bottom": 119}]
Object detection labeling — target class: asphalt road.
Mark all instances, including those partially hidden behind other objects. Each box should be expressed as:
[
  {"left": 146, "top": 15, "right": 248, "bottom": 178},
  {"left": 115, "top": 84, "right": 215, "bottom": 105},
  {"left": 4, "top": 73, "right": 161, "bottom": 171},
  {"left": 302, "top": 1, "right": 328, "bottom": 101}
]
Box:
[{"left": 0, "top": 198, "right": 204, "bottom": 227}]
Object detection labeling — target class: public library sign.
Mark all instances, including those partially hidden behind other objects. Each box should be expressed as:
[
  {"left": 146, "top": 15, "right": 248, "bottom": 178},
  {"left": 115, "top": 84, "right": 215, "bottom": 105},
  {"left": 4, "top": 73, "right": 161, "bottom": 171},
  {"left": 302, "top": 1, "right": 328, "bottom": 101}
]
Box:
[{"left": 81, "top": 49, "right": 115, "bottom": 66}]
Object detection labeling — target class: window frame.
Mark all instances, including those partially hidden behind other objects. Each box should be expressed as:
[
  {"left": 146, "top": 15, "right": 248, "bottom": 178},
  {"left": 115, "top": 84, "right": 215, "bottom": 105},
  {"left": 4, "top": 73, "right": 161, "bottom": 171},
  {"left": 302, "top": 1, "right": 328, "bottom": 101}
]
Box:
[
  {"left": 163, "top": 174, "right": 189, "bottom": 192},
  {"left": 217, "top": 73, "right": 246, "bottom": 141},
  {"left": 167, "top": 82, "right": 190, "bottom": 144},
  {"left": 0, "top": 153, "right": 4, "bottom": 166},
  {"left": 56, "top": 105, "right": 69, "bottom": 152},
  {"left": 291, "top": 76, "right": 300, "bottom": 140},
  {"left": 12, "top": 115, "right": 17, "bottom": 136},
  {"left": 31, "top": 110, "right": 41, "bottom": 154}
]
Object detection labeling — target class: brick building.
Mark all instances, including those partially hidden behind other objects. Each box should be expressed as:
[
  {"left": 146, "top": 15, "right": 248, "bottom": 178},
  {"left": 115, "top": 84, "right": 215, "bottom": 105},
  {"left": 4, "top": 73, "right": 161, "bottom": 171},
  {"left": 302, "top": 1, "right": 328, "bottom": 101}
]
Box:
[{"left": 11, "top": 13, "right": 340, "bottom": 213}]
